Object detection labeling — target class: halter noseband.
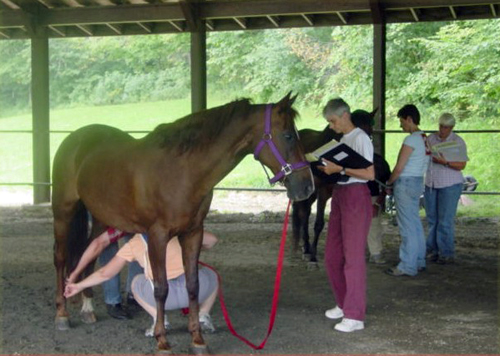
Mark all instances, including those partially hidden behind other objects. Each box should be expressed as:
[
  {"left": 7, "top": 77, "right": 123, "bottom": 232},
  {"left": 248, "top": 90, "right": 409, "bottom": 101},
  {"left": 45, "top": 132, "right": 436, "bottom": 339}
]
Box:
[{"left": 253, "top": 104, "right": 309, "bottom": 184}]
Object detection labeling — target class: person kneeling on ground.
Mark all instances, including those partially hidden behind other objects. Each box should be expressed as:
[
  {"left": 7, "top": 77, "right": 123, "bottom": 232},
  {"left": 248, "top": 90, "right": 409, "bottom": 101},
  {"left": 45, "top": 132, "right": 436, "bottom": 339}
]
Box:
[{"left": 65, "top": 231, "right": 219, "bottom": 335}]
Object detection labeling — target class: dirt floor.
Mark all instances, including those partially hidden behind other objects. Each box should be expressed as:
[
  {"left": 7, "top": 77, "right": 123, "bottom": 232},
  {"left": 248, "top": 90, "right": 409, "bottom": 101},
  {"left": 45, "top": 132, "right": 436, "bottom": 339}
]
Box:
[{"left": 0, "top": 191, "right": 499, "bottom": 354}]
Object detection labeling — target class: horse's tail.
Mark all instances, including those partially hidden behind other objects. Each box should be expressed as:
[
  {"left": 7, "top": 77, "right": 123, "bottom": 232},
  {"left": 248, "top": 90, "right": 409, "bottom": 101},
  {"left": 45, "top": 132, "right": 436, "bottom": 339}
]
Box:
[{"left": 66, "top": 200, "right": 91, "bottom": 274}]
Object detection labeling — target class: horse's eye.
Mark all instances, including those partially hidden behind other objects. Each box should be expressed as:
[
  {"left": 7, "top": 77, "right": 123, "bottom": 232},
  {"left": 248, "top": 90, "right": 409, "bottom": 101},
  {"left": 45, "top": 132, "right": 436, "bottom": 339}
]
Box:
[{"left": 283, "top": 133, "right": 294, "bottom": 141}]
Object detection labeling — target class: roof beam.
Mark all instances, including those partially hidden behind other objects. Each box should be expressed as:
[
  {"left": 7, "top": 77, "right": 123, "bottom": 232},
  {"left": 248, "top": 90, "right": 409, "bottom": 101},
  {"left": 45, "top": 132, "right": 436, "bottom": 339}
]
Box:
[
  {"left": 449, "top": 5, "right": 457, "bottom": 18},
  {"left": 179, "top": 0, "right": 199, "bottom": 31},
  {"left": 266, "top": 15, "right": 279, "bottom": 27},
  {"left": 36, "top": 0, "right": 57, "bottom": 8},
  {"left": 201, "top": 0, "right": 369, "bottom": 19},
  {"left": 336, "top": 11, "right": 347, "bottom": 24},
  {"left": 491, "top": 4, "right": 497, "bottom": 17},
  {"left": 48, "top": 24, "right": 66, "bottom": 36},
  {"left": 0, "top": 28, "right": 10, "bottom": 38},
  {"left": 106, "top": 22, "right": 122, "bottom": 34},
  {"left": 168, "top": 20, "right": 184, "bottom": 32},
  {"left": 0, "top": 10, "right": 31, "bottom": 28},
  {"left": 38, "top": 3, "right": 184, "bottom": 26},
  {"left": 301, "top": 13, "right": 313, "bottom": 26},
  {"left": 0, "top": 0, "right": 20, "bottom": 10},
  {"left": 76, "top": 24, "right": 93, "bottom": 35},
  {"left": 409, "top": 7, "right": 419, "bottom": 21},
  {"left": 205, "top": 19, "right": 214, "bottom": 30},
  {"left": 233, "top": 17, "right": 247, "bottom": 29},
  {"left": 136, "top": 21, "right": 152, "bottom": 33}
]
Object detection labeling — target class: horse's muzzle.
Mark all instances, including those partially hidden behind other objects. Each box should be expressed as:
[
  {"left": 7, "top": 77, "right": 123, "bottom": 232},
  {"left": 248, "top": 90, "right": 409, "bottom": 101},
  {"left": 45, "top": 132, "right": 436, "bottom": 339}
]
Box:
[{"left": 284, "top": 167, "right": 315, "bottom": 202}]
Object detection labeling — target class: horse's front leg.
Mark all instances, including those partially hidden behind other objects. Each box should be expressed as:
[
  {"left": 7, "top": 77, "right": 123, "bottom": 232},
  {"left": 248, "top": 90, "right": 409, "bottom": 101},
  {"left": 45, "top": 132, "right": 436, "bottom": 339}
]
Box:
[
  {"left": 179, "top": 228, "right": 207, "bottom": 354},
  {"left": 53, "top": 218, "right": 70, "bottom": 330},
  {"left": 147, "top": 232, "right": 171, "bottom": 353}
]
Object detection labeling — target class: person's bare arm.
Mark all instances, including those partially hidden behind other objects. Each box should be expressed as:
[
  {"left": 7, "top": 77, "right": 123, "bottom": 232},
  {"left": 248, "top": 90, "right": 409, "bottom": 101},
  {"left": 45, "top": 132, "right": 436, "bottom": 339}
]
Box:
[
  {"left": 67, "top": 231, "right": 112, "bottom": 283},
  {"left": 387, "top": 144, "right": 414, "bottom": 185},
  {"left": 64, "top": 255, "right": 127, "bottom": 298},
  {"left": 318, "top": 159, "right": 375, "bottom": 181},
  {"left": 202, "top": 231, "right": 218, "bottom": 250}
]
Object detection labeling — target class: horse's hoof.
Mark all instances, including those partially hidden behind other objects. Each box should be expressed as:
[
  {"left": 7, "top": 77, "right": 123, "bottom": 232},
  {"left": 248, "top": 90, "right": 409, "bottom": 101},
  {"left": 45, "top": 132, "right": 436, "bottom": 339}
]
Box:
[
  {"left": 55, "top": 316, "right": 70, "bottom": 331},
  {"left": 80, "top": 311, "right": 97, "bottom": 324},
  {"left": 307, "top": 261, "right": 319, "bottom": 270},
  {"left": 302, "top": 253, "right": 311, "bottom": 261},
  {"left": 190, "top": 344, "right": 210, "bottom": 355}
]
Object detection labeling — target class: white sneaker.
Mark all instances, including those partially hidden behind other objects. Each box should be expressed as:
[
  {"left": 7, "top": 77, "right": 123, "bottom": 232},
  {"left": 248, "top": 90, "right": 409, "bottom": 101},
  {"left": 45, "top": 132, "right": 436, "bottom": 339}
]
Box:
[
  {"left": 334, "top": 318, "right": 364, "bottom": 332},
  {"left": 325, "top": 306, "right": 344, "bottom": 319},
  {"left": 199, "top": 313, "right": 215, "bottom": 333}
]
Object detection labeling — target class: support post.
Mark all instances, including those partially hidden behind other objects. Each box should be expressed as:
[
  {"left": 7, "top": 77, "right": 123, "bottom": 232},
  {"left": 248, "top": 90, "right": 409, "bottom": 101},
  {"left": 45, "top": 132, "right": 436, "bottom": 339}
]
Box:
[
  {"left": 190, "top": 22, "right": 207, "bottom": 113},
  {"left": 31, "top": 28, "right": 51, "bottom": 204},
  {"left": 372, "top": 17, "right": 386, "bottom": 158}
]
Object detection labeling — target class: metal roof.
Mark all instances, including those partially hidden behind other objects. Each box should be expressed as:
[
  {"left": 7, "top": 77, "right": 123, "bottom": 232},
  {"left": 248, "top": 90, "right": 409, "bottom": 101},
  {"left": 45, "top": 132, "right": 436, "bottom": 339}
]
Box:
[{"left": 0, "top": 0, "right": 499, "bottom": 39}]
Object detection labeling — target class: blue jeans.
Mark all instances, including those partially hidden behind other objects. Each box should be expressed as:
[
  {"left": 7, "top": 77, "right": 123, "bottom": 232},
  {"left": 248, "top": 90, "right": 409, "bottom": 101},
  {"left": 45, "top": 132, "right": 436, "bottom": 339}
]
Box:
[
  {"left": 394, "top": 176, "right": 426, "bottom": 276},
  {"left": 99, "top": 234, "right": 143, "bottom": 305},
  {"left": 424, "top": 183, "right": 462, "bottom": 258}
]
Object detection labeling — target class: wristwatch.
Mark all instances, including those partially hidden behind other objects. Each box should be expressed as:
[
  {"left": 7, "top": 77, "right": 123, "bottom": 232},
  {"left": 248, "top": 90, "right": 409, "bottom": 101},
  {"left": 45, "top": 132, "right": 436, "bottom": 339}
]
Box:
[{"left": 340, "top": 167, "right": 346, "bottom": 175}]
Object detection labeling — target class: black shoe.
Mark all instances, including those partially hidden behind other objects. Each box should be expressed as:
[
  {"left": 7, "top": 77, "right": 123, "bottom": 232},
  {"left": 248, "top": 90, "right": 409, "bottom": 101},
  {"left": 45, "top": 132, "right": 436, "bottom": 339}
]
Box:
[
  {"left": 436, "top": 256, "right": 455, "bottom": 265},
  {"left": 106, "top": 303, "right": 131, "bottom": 320},
  {"left": 426, "top": 252, "right": 438, "bottom": 262},
  {"left": 126, "top": 293, "right": 140, "bottom": 307}
]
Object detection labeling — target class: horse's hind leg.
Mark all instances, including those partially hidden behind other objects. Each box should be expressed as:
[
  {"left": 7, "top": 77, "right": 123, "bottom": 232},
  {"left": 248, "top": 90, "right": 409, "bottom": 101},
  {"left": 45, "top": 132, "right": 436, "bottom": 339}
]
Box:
[
  {"left": 53, "top": 197, "right": 90, "bottom": 329},
  {"left": 179, "top": 228, "right": 208, "bottom": 354},
  {"left": 53, "top": 217, "right": 72, "bottom": 330},
  {"left": 309, "top": 184, "right": 333, "bottom": 269}
]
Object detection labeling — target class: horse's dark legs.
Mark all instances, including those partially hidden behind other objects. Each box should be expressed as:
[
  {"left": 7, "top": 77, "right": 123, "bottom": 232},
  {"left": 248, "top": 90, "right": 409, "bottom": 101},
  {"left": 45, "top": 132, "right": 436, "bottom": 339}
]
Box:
[
  {"left": 179, "top": 228, "right": 207, "bottom": 354},
  {"left": 53, "top": 210, "right": 74, "bottom": 330},
  {"left": 147, "top": 231, "right": 171, "bottom": 353},
  {"left": 291, "top": 202, "right": 304, "bottom": 255},
  {"left": 308, "top": 185, "right": 330, "bottom": 266}
]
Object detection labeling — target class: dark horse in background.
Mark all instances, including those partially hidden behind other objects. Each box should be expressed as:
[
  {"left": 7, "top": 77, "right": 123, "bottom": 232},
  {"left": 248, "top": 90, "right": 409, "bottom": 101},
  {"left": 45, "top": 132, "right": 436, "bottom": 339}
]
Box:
[
  {"left": 292, "top": 125, "right": 341, "bottom": 268},
  {"left": 52, "top": 93, "right": 314, "bottom": 354}
]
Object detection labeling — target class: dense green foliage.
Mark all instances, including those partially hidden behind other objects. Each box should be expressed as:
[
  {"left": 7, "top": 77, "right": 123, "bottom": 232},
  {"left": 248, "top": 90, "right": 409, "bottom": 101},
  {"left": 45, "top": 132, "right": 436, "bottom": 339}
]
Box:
[{"left": 1, "top": 20, "right": 499, "bottom": 122}]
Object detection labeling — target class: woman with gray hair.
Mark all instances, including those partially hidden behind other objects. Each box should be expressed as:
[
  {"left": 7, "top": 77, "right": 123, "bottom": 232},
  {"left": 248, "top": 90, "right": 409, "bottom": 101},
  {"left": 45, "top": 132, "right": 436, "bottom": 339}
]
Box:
[{"left": 424, "top": 113, "right": 468, "bottom": 265}]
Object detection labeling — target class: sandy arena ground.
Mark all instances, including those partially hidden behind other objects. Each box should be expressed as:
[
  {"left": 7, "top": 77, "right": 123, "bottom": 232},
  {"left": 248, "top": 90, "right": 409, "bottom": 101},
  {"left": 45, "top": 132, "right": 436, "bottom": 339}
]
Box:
[{"left": 0, "top": 190, "right": 498, "bottom": 354}]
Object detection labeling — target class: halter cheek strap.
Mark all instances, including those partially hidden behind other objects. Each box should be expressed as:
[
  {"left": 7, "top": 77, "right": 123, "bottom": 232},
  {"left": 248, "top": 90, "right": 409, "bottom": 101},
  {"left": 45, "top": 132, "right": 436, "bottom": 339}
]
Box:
[{"left": 253, "top": 104, "right": 309, "bottom": 184}]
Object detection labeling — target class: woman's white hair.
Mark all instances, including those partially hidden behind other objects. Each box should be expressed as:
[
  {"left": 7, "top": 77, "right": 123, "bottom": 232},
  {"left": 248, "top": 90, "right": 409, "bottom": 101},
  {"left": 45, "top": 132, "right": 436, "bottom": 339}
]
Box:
[
  {"left": 439, "top": 112, "right": 456, "bottom": 126},
  {"left": 323, "top": 98, "right": 350, "bottom": 118}
]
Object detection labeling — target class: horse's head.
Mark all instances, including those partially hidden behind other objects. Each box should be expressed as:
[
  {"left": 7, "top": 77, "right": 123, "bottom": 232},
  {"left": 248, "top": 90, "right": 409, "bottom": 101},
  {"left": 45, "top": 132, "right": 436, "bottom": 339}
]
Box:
[{"left": 253, "top": 92, "right": 314, "bottom": 202}]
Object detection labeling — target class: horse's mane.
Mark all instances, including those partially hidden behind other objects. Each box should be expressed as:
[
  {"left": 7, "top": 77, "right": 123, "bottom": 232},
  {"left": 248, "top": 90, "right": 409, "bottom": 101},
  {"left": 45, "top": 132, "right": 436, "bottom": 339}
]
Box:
[{"left": 147, "top": 98, "right": 254, "bottom": 153}]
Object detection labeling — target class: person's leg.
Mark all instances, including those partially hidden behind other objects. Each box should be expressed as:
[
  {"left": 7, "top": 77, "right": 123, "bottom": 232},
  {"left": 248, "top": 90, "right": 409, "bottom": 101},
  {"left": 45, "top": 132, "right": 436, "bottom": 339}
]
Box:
[
  {"left": 99, "top": 241, "right": 130, "bottom": 319},
  {"left": 324, "top": 187, "right": 346, "bottom": 309},
  {"left": 367, "top": 197, "right": 384, "bottom": 262},
  {"left": 436, "top": 183, "right": 463, "bottom": 258},
  {"left": 424, "top": 186, "right": 439, "bottom": 256},
  {"left": 339, "top": 184, "right": 371, "bottom": 322},
  {"left": 99, "top": 241, "right": 122, "bottom": 305},
  {"left": 394, "top": 177, "right": 423, "bottom": 276}
]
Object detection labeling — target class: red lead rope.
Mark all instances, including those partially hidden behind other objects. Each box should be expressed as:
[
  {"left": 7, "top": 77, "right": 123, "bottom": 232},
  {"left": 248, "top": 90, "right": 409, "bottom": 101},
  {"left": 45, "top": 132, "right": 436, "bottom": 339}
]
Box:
[{"left": 198, "top": 199, "right": 291, "bottom": 350}]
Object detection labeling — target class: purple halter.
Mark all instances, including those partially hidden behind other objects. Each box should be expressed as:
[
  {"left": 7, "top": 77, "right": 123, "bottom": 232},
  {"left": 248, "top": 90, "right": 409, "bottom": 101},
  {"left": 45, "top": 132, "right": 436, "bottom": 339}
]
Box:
[{"left": 254, "top": 104, "right": 309, "bottom": 184}]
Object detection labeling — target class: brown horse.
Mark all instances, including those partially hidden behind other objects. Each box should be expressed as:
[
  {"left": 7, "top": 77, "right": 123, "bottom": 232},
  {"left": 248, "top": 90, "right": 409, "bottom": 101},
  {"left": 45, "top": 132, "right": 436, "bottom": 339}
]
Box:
[
  {"left": 52, "top": 93, "right": 314, "bottom": 353},
  {"left": 292, "top": 125, "right": 341, "bottom": 268}
]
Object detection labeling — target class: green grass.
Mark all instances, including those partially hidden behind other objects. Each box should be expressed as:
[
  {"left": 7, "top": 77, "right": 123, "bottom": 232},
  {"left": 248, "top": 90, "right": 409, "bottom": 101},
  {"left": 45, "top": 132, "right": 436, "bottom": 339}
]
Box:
[{"left": 1, "top": 99, "right": 498, "bottom": 216}]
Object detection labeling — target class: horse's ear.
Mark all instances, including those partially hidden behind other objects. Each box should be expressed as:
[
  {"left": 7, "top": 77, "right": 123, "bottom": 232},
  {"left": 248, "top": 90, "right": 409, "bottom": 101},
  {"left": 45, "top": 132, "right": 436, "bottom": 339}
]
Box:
[
  {"left": 277, "top": 91, "right": 297, "bottom": 108},
  {"left": 371, "top": 107, "right": 379, "bottom": 117}
]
